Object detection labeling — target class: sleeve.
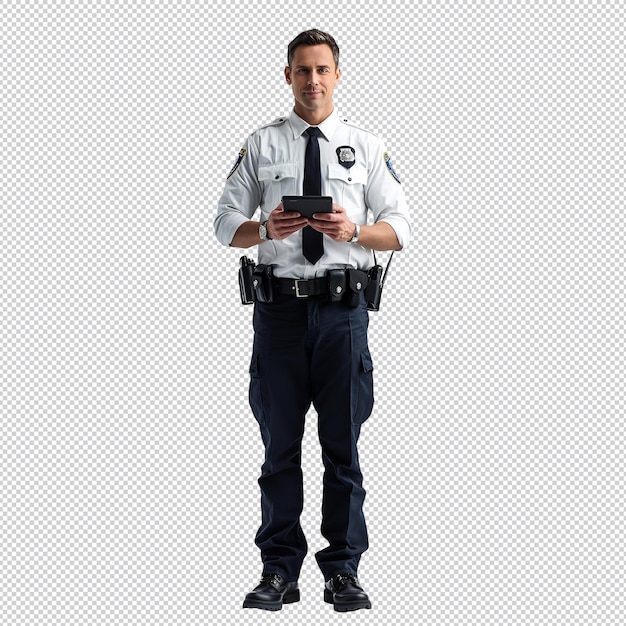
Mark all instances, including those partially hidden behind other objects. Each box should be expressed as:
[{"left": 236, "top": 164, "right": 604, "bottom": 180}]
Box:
[
  {"left": 213, "top": 136, "right": 262, "bottom": 246},
  {"left": 364, "top": 137, "right": 413, "bottom": 250}
]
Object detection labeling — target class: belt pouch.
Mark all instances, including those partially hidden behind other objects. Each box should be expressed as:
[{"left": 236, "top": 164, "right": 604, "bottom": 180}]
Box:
[
  {"left": 239, "top": 256, "right": 256, "bottom": 305},
  {"left": 347, "top": 269, "right": 368, "bottom": 308},
  {"left": 365, "top": 264, "right": 383, "bottom": 311},
  {"left": 327, "top": 269, "right": 347, "bottom": 302},
  {"left": 252, "top": 264, "right": 275, "bottom": 303}
]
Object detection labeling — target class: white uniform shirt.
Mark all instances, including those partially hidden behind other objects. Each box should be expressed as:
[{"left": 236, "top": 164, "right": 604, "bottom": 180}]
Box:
[{"left": 214, "top": 109, "right": 412, "bottom": 279}]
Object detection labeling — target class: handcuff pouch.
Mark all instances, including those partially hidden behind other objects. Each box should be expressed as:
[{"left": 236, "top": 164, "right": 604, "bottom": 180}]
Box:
[
  {"left": 347, "top": 269, "right": 368, "bottom": 308},
  {"left": 327, "top": 269, "right": 347, "bottom": 303}
]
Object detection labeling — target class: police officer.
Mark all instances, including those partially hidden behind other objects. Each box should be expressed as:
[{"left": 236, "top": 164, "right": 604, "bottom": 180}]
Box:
[{"left": 214, "top": 29, "right": 412, "bottom": 612}]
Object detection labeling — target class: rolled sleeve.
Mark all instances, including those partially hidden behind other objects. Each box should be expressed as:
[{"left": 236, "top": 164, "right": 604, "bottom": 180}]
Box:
[
  {"left": 214, "top": 138, "right": 262, "bottom": 246},
  {"left": 378, "top": 214, "right": 412, "bottom": 250},
  {"left": 366, "top": 140, "right": 413, "bottom": 250}
]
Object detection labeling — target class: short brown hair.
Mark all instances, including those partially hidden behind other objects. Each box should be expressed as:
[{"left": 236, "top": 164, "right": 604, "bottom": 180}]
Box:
[{"left": 287, "top": 29, "right": 340, "bottom": 68}]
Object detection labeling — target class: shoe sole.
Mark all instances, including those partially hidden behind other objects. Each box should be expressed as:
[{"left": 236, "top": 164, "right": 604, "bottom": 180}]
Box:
[
  {"left": 243, "top": 589, "right": 300, "bottom": 610},
  {"left": 324, "top": 589, "right": 372, "bottom": 612}
]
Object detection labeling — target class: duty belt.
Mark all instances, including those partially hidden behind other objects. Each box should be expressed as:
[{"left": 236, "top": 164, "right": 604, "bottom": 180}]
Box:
[
  {"left": 239, "top": 254, "right": 391, "bottom": 311},
  {"left": 274, "top": 268, "right": 369, "bottom": 302},
  {"left": 239, "top": 257, "right": 382, "bottom": 311}
]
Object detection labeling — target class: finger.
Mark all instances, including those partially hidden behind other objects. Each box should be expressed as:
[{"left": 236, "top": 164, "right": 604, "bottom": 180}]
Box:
[
  {"left": 277, "top": 210, "right": 302, "bottom": 220},
  {"left": 311, "top": 212, "right": 334, "bottom": 221},
  {"left": 275, "top": 219, "right": 308, "bottom": 235},
  {"left": 281, "top": 217, "right": 308, "bottom": 229},
  {"left": 306, "top": 220, "right": 330, "bottom": 233}
]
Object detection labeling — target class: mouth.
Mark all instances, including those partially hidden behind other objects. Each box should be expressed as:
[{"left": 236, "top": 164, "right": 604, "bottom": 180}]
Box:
[{"left": 304, "top": 91, "right": 322, "bottom": 97}]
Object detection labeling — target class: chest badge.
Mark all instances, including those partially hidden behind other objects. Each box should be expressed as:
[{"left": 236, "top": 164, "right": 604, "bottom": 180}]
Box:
[{"left": 336, "top": 146, "right": 356, "bottom": 169}]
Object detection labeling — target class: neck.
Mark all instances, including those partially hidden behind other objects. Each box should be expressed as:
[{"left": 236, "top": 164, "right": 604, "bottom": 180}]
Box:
[{"left": 293, "top": 105, "right": 334, "bottom": 126}]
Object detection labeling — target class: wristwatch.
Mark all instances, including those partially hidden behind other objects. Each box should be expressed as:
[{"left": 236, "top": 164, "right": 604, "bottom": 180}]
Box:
[
  {"left": 348, "top": 223, "right": 360, "bottom": 243},
  {"left": 259, "top": 220, "right": 272, "bottom": 241}
]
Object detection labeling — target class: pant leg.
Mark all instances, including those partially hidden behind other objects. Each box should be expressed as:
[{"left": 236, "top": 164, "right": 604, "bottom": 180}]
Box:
[
  {"left": 310, "top": 295, "right": 374, "bottom": 578},
  {"left": 249, "top": 297, "right": 311, "bottom": 581}
]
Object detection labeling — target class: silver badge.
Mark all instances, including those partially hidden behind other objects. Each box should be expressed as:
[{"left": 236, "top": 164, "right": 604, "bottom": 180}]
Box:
[{"left": 336, "top": 146, "right": 356, "bottom": 169}]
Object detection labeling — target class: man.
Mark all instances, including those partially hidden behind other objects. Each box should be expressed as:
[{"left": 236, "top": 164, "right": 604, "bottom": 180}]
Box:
[{"left": 214, "top": 29, "right": 411, "bottom": 612}]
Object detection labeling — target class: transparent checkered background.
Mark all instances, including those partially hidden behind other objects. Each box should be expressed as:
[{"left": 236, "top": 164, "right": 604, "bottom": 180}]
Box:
[{"left": 2, "top": 2, "right": 625, "bottom": 625}]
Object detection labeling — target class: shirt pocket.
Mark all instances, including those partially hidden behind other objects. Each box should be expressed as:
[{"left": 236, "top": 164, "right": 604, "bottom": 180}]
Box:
[
  {"left": 257, "top": 163, "right": 298, "bottom": 215},
  {"left": 328, "top": 163, "right": 368, "bottom": 185},
  {"left": 328, "top": 163, "right": 368, "bottom": 217}
]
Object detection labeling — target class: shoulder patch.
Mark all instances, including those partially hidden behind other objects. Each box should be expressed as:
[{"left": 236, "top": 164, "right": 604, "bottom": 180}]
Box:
[
  {"left": 227, "top": 147, "right": 247, "bottom": 180},
  {"left": 383, "top": 152, "right": 401, "bottom": 184}
]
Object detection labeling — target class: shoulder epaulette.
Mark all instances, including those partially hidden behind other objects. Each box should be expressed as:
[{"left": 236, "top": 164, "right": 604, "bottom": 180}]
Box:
[
  {"left": 256, "top": 116, "right": 289, "bottom": 131},
  {"left": 338, "top": 116, "right": 379, "bottom": 138}
]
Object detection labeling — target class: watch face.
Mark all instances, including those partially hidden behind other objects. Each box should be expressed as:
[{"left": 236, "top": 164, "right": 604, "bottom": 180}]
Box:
[{"left": 259, "top": 223, "right": 267, "bottom": 240}]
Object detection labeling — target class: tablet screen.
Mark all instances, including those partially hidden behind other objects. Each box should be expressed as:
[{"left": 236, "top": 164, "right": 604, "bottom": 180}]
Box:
[{"left": 282, "top": 196, "right": 333, "bottom": 218}]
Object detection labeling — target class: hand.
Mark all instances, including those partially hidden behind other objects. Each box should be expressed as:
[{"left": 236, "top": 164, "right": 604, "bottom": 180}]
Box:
[
  {"left": 307, "top": 203, "right": 356, "bottom": 242},
  {"left": 266, "top": 203, "right": 308, "bottom": 240}
]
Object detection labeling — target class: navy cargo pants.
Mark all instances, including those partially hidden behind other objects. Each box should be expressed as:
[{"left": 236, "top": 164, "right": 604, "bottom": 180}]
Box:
[{"left": 248, "top": 291, "right": 374, "bottom": 582}]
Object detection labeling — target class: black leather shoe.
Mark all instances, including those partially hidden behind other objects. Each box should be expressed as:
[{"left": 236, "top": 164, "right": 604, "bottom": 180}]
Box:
[
  {"left": 324, "top": 573, "right": 372, "bottom": 612},
  {"left": 243, "top": 573, "right": 300, "bottom": 611}
]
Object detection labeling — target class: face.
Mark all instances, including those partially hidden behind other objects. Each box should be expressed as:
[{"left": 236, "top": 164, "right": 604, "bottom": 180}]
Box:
[{"left": 285, "top": 44, "right": 341, "bottom": 124}]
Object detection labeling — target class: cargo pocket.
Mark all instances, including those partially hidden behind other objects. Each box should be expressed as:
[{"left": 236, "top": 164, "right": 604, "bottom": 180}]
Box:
[
  {"left": 248, "top": 353, "right": 266, "bottom": 427},
  {"left": 353, "top": 349, "right": 374, "bottom": 424}
]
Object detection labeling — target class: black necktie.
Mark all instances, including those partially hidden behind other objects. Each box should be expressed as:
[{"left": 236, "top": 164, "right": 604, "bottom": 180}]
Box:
[{"left": 302, "top": 127, "right": 324, "bottom": 263}]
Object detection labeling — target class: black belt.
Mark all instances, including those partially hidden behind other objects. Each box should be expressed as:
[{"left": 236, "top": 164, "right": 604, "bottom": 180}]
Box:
[
  {"left": 275, "top": 269, "right": 370, "bottom": 300},
  {"left": 275, "top": 276, "right": 329, "bottom": 298}
]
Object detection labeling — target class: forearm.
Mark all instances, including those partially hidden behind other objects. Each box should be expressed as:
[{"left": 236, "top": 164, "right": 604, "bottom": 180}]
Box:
[
  {"left": 356, "top": 221, "right": 402, "bottom": 251},
  {"left": 230, "top": 217, "right": 401, "bottom": 251},
  {"left": 230, "top": 220, "right": 263, "bottom": 248}
]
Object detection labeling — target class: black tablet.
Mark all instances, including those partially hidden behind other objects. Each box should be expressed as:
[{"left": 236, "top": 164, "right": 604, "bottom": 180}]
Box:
[{"left": 282, "top": 196, "right": 333, "bottom": 219}]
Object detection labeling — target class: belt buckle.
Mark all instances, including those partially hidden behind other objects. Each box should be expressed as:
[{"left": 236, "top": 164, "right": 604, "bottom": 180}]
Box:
[{"left": 294, "top": 279, "right": 308, "bottom": 298}]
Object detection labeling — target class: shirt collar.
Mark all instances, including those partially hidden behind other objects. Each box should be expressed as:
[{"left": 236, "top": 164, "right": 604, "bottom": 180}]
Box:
[{"left": 287, "top": 108, "right": 341, "bottom": 142}]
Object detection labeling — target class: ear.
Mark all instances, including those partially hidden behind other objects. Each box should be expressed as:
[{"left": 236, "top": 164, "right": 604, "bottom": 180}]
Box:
[
  {"left": 284, "top": 66, "right": 292, "bottom": 85},
  {"left": 335, "top": 67, "right": 342, "bottom": 84}
]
